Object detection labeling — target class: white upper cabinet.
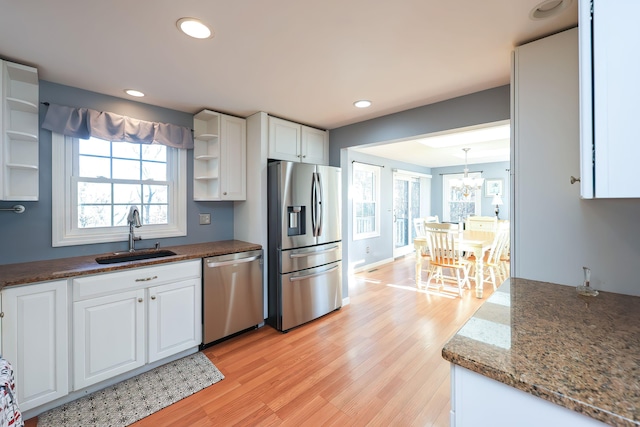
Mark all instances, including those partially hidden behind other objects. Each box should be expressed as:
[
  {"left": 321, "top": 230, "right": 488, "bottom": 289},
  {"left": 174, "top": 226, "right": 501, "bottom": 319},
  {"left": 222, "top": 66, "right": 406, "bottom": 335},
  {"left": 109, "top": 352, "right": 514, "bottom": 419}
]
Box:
[
  {"left": 579, "top": 0, "right": 640, "bottom": 198},
  {"left": 268, "top": 116, "right": 328, "bottom": 165},
  {"left": 193, "top": 109, "right": 246, "bottom": 201},
  {"left": 1, "top": 60, "right": 39, "bottom": 201}
]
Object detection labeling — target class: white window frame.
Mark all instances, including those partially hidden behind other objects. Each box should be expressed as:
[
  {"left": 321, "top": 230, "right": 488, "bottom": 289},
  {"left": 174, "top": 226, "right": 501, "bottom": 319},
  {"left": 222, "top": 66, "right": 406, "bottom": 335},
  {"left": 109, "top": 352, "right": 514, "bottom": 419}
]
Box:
[
  {"left": 352, "top": 162, "right": 381, "bottom": 240},
  {"left": 442, "top": 172, "right": 482, "bottom": 223},
  {"left": 51, "top": 133, "right": 187, "bottom": 247}
]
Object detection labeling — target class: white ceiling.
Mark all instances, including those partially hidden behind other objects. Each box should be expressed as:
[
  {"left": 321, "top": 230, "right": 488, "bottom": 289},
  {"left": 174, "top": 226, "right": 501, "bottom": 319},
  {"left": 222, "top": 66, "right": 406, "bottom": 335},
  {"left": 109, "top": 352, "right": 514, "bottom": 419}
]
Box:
[
  {"left": 351, "top": 120, "right": 512, "bottom": 168},
  {"left": 0, "top": 0, "right": 577, "bottom": 134}
]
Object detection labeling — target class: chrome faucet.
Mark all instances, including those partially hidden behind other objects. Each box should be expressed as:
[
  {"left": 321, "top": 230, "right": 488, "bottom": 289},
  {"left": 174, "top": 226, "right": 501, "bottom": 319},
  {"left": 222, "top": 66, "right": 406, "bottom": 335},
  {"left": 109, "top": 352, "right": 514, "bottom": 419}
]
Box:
[{"left": 127, "top": 206, "right": 142, "bottom": 252}]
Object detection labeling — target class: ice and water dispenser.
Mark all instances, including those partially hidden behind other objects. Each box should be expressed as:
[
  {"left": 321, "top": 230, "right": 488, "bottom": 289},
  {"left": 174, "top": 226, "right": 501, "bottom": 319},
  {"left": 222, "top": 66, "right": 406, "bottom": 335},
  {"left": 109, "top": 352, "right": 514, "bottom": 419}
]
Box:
[{"left": 287, "top": 206, "right": 305, "bottom": 236}]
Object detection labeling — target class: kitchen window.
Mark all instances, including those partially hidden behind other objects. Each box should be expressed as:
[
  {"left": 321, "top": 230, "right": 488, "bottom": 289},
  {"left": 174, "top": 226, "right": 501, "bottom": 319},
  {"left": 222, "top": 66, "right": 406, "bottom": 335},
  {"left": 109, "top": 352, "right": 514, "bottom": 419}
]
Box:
[
  {"left": 352, "top": 162, "right": 381, "bottom": 240},
  {"left": 52, "top": 133, "right": 187, "bottom": 247},
  {"left": 443, "top": 172, "right": 481, "bottom": 223}
]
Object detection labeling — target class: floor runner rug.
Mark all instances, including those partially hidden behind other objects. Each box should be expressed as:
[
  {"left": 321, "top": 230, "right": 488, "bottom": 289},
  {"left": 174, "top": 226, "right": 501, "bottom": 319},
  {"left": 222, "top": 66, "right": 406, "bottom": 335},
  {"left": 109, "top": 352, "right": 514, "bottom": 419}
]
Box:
[{"left": 37, "top": 352, "right": 224, "bottom": 427}]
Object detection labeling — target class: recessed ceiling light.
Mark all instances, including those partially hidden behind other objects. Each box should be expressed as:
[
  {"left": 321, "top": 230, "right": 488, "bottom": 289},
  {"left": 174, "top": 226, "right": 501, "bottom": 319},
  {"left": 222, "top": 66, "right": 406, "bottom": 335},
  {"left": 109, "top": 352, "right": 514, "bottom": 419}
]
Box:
[
  {"left": 124, "top": 89, "right": 145, "bottom": 97},
  {"left": 177, "top": 17, "right": 213, "bottom": 39},
  {"left": 529, "top": 0, "right": 572, "bottom": 20},
  {"left": 354, "top": 100, "right": 372, "bottom": 108}
]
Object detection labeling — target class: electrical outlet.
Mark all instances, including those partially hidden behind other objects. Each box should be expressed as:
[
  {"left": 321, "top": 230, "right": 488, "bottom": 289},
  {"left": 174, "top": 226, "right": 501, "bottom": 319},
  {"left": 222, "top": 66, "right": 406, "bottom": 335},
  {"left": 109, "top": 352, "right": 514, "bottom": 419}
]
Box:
[
  {"left": 199, "top": 213, "right": 211, "bottom": 225},
  {"left": 366, "top": 246, "right": 370, "bottom": 254}
]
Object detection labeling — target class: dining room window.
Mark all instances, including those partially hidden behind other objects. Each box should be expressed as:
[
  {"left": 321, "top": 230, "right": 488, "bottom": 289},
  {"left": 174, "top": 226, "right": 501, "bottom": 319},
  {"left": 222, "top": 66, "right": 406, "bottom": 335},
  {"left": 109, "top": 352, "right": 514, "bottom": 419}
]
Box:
[
  {"left": 443, "top": 172, "right": 481, "bottom": 223},
  {"left": 353, "top": 162, "right": 381, "bottom": 240}
]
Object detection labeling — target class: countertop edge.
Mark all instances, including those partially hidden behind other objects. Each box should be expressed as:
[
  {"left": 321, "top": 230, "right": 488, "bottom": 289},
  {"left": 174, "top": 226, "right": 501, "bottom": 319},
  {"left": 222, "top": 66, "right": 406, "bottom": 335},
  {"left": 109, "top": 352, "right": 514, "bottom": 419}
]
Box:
[{"left": 0, "top": 240, "right": 262, "bottom": 289}]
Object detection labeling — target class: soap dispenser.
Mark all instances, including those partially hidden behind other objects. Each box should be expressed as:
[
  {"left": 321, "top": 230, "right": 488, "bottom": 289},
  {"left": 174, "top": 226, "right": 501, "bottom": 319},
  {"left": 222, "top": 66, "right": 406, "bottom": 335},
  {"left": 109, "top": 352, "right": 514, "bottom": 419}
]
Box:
[{"left": 577, "top": 266, "right": 598, "bottom": 296}]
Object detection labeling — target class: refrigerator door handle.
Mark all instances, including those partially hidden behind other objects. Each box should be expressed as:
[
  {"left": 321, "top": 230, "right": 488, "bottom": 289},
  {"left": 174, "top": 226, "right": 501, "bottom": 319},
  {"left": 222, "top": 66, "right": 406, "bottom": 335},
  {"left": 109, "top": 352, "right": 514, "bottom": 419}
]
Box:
[
  {"left": 316, "top": 172, "right": 323, "bottom": 236},
  {"left": 289, "top": 264, "right": 340, "bottom": 281},
  {"left": 289, "top": 245, "right": 340, "bottom": 258},
  {"left": 311, "top": 173, "right": 317, "bottom": 236},
  {"left": 311, "top": 172, "right": 322, "bottom": 237}
]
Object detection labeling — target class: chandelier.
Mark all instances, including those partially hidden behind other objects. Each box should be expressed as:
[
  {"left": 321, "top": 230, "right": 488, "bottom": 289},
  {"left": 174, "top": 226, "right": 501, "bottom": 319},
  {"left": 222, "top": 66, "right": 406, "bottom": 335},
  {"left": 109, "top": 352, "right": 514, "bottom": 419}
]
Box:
[{"left": 451, "top": 148, "right": 483, "bottom": 198}]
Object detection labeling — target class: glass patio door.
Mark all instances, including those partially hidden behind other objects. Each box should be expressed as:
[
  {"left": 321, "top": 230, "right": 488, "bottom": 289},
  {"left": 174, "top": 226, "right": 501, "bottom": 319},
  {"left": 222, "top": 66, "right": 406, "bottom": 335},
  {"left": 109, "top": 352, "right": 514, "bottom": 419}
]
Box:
[{"left": 393, "top": 172, "right": 421, "bottom": 258}]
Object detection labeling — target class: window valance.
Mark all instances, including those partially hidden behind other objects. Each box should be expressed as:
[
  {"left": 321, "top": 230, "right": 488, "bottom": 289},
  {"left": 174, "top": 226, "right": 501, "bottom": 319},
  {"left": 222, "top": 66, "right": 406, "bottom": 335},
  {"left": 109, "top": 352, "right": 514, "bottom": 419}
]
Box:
[{"left": 41, "top": 103, "right": 193, "bottom": 149}]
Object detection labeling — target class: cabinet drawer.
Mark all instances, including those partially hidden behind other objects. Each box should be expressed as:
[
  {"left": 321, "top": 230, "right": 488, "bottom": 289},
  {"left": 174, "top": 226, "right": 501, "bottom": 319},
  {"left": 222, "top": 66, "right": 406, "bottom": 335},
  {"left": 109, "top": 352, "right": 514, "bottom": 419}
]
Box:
[{"left": 73, "top": 260, "right": 201, "bottom": 301}]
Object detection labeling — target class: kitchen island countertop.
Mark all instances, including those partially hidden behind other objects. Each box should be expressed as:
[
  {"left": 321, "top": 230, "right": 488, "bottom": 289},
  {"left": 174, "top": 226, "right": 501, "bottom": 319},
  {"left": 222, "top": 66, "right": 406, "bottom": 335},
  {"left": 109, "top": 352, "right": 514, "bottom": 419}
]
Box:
[
  {"left": 0, "top": 240, "right": 262, "bottom": 288},
  {"left": 442, "top": 277, "right": 640, "bottom": 426}
]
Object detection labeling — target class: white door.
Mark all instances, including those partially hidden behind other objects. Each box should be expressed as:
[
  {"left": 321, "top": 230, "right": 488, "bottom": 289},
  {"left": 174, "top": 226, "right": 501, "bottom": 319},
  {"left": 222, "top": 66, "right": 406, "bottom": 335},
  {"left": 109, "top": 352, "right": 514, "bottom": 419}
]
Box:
[
  {"left": 2, "top": 280, "right": 68, "bottom": 411},
  {"left": 73, "top": 289, "right": 145, "bottom": 390},
  {"left": 393, "top": 172, "right": 425, "bottom": 258},
  {"left": 147, "top": 279, "right": 201, "bottom": 363}
]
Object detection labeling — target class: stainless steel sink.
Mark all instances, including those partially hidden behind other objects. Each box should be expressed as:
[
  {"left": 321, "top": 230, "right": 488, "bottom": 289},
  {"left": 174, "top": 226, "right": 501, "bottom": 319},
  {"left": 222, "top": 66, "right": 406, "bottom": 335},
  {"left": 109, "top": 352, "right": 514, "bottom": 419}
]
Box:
[{"left": 95, "top": 249, "right": 177, "bottom": 264}]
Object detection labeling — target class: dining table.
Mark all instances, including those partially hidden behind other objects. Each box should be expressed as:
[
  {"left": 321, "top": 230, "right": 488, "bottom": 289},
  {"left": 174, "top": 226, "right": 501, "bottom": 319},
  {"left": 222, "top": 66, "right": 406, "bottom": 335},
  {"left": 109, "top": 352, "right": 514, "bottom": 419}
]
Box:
[{"left": 414, "top": 229, "right": 495, "bottom": 298}]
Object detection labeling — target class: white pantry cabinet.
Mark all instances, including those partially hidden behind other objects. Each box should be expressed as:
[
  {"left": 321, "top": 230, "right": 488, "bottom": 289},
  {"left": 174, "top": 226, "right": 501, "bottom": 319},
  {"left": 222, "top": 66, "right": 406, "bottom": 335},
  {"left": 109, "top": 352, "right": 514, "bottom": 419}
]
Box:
[
  {"left": 0, "top": 60, "right": 39, "bottom": 200},
  {"left": 578, "top": 0, "right": 640, "bottom": 198},
  {"left": 1, "top": 280, "right": 68, "bottom": 412},
  {"left": 193, "top": 109, "right": 246, "bottom": 200},
  {"left": 268, "top": 116, "right": 328, "bottom": 165},
  {"left": 72, "top": 260, "right": 201, "bottom": 390}
]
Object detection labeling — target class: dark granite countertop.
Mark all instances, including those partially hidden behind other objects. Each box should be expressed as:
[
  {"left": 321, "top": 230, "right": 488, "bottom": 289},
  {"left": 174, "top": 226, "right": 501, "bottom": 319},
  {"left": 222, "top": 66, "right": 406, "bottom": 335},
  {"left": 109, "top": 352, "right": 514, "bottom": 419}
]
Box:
[
  {"left": 0, "top": 240, "right": 262, "bottom": 288},
  {"left": 442, "top": 277, "right": 640, "bottom": 427}
]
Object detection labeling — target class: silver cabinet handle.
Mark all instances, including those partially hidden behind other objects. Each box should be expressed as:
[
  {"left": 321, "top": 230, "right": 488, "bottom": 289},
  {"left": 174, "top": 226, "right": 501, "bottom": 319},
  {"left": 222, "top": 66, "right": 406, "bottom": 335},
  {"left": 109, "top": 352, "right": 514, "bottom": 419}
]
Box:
[
  {"left": 151, "top": 295, "right": 156, "bottom": 300},
  {"left": 289, "top": 264, "right": 339, "bottom": 282},
  {"left": 206, "top": 255, "right": 260, "bottom": 268},
  {"left": 289, "top": 245, "right": 339, "bottom": 258},
  {"left": 138, "top": 298, "right": 143, "bottom": 303},
  {"left": 135, "top": 275, "right": 158, "bottom": 282}
]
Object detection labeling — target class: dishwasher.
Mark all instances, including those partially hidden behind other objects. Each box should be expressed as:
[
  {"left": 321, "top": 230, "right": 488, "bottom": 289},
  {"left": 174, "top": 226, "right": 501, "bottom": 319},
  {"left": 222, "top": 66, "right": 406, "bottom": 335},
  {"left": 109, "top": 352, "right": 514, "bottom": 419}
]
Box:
[{"left": 201, "top": 249, "right": 264, "bottom": 348}]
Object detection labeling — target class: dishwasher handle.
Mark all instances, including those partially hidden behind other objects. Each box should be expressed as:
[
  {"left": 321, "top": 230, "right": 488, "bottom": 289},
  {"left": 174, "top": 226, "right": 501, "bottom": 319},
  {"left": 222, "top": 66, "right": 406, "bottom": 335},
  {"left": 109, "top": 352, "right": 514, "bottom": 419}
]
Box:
[{"left": 206, "top": 255, "right": 261, "bottom": 268}]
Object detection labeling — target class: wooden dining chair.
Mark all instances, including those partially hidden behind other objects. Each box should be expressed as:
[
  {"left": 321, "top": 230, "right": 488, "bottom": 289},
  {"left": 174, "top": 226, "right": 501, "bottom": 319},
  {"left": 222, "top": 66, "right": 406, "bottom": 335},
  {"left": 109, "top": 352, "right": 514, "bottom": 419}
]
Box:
[
  {"left": 467, "top": 222, "right": 510, "bottom": 290},
  {"left": 423, "top": 223, "right": 471, "bottom": 296}
]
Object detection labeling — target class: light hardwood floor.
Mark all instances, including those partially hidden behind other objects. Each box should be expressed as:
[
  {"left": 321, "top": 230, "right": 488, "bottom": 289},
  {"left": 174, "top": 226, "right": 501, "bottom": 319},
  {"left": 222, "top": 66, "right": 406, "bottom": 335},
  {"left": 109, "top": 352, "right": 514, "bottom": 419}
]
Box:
[{"left": 26, "top": 255, "right": 493, "bottom": 426}]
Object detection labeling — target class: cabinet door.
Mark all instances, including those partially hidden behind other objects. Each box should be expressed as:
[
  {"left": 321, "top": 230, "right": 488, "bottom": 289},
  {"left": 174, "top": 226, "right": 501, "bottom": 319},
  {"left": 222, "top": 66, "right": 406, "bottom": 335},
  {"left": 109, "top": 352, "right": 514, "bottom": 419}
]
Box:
[
  {"left": 220, "top": 114, "right": 247, "bottom": 200},
  {"left": 147, "top": 278, "right": 201, "bottom": 363},
  {"left": 579, "top": 0, "right": 640, "bottom": 198},
  {"left": 2, "top": 280, "right": 68, "bottom": 411},
  {"left": 73, "top": 289, "right": 145, "bottom": 390},
  {"left": 301, "top": 126, "right": 328, "bottom": 165},
  {"left": 268, "top": 116, "right": 301, "bottom": 162}
]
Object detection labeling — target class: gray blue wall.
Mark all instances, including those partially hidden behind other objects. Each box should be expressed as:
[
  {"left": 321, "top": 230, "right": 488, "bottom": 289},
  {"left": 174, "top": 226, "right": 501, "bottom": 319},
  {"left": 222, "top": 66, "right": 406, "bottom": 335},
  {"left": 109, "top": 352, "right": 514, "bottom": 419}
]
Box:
[
  {"left": 0, "top": 81, "right": 234, "bottom": 265},
  {"left": 431, "top": 161, "right": 510, "bottom": 220},
  {"left": 330, "top": 85, "right": 510, "bottom": 295},
  {"left": 344, "top": 150, "right": 432, "bottom": 272},
  {"left": 329, "top": 86, "right": 511, "bottom": 166}
]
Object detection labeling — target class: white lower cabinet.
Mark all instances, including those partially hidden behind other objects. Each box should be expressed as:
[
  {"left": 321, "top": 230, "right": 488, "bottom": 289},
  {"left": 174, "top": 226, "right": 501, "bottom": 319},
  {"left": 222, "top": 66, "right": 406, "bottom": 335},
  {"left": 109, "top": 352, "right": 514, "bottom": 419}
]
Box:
[
  {"left": 451, "top": 365, "right": 607, "bottom": 426},
  {"left": 73, "top": 289, "right": 146, "bottom": 390},
  {"left": 72, "top": 260, "right": 202, "bottom": 390},
  {"left": 1, "top": 280, "right": 68, "bottom": 412},
  {"left": 147, "top": 279, "right": 201, "bottom": 363}
]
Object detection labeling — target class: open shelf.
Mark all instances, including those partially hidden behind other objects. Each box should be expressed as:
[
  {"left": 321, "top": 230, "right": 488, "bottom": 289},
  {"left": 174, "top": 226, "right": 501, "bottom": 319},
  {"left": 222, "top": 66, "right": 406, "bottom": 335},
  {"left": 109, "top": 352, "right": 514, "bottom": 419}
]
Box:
[
  {"left": 6, "top": 97, "right": 38, "bottom": 114},
  {"left": 1, "top": 60, "right": 39, "bottom": 201}
]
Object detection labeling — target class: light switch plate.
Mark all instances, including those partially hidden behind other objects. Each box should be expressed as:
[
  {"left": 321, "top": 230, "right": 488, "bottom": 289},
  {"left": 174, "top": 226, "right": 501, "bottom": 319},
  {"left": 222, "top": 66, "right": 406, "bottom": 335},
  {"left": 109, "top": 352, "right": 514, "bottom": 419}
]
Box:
[{"left": 199, "top": 213, "right": 211, "bottom": 225}]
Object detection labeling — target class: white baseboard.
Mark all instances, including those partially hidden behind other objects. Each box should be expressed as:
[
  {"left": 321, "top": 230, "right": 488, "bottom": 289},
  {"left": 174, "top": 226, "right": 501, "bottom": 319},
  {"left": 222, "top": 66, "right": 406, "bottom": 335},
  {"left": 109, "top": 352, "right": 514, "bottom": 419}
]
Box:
[
  {"left": 351, "top": 257, "right": 395, "bottom": 274},
  {"left": 342, "top": 297, "right": 350, "bottom": 306}
]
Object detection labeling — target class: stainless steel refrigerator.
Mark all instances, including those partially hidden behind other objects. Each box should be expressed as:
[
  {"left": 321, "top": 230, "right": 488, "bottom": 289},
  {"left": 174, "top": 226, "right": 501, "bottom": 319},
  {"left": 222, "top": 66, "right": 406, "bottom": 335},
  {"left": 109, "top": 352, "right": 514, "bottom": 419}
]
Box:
[{"left": 267, "top": 160, "right": 342, "bottom": 332}]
